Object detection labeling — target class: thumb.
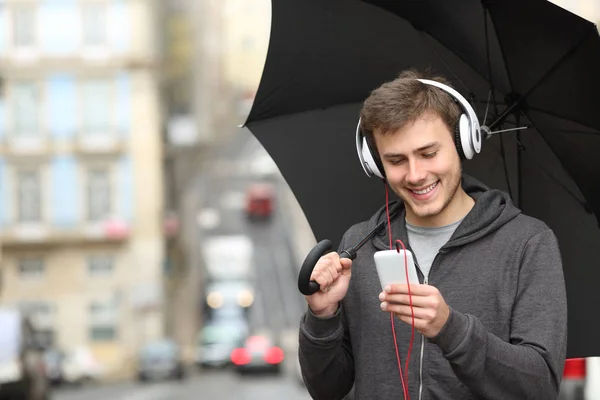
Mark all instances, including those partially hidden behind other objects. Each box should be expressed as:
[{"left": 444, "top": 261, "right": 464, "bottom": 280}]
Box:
[{"left": 340, "top": 257, "right": 353, "bottom": 272}]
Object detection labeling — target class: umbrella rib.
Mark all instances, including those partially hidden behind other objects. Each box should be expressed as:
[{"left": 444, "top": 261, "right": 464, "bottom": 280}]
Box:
[
  {"left": 525, "top": 106, "right": 600, "bottom": 134},
  {"left": 483, "top": 7, "right": 502, "bottom": 122},
  {"left": 417, "top": 31, "right": 476, "bottom": 98},
  {"left": 483, "top": 7, "right": 515, "bottom": 200},
  {"left": 521, "top": 111, "right": 590, "bottom": 211},
  {"left": 489, "top": 27, "right": 598, "bottom": 130}
]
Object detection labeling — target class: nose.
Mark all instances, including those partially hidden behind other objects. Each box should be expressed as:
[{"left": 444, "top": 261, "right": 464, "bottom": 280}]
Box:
[{"left": 405, "top": 158, "right": 426, "bottom": 185}]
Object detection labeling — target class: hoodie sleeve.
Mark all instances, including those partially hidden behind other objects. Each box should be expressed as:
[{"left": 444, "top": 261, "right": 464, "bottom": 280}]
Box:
[
  {"left": 298, "top": 305, "right": 355, "bottom": 400},
  {"left": 430, "top": 229, "right": 567, "bottom": 400},
  {"left": 298, "top": 233, "right": 355, "bottom": 400}
]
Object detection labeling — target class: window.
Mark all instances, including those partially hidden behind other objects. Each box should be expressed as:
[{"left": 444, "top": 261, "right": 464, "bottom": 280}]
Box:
[
  {"left": 18, "top": 258, "right": 44, "bottom": 279},
  {"left": 82, "top": 3, "right": 107, "bottom": 48},
  {"left": 12, "top": 4, "right": 36, "bottom": 48},
  {"left": 88, "top": 300, "right": 117, "bottom": 341},
  {"left": 12, "top": 82, "right": 39, "bottom": 136},
  {"left": 89, "top": 325, "right": 116, "bottom": 341},
  {"left": 17, "top": 170, "right": 41, "bottom": 223},
  {"left": 82, "top": 80, "right": 111, "bottom": 133},
  {"left": 87, "top": 168, "right": 110, "bottom": 222},
  {"left": 88, "top": 255, "right": 114, "bottom": 276}
]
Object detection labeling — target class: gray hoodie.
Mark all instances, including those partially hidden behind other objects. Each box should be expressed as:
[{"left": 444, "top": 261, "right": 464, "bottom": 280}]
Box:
[{"left": 299, "top": 175, "right": 567, "bottom": 400}]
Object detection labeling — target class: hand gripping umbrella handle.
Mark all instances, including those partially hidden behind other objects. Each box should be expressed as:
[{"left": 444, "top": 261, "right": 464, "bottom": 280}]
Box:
[
  {"left": 298, "top": 239, "right": 354, "bottom": 296},
  {"left": 297, "top": 203, "right": 401, "bottom": 296}
]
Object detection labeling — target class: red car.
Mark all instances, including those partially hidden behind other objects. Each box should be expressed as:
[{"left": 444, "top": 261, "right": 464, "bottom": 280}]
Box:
[
  {"left": 230, "top": 334, "right": 284, "bottom": 374},
  {"left": 245, "top": 183, "right": 275, "bottom": 220}
]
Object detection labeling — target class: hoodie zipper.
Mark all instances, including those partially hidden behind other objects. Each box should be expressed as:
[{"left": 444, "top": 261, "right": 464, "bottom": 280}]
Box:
[
  {"left": 409, "top": 254, "right": 427, "bottom": 400},
  {"left": 417, "top": 249, "right": 448, "bottom": 400},
  {"left": 419, "top": 274, "right": 428, "bottom": 400}
]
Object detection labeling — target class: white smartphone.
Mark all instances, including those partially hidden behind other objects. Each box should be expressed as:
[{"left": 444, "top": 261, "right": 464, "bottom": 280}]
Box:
[{"left": 374, "top": 249, "right": 420, "bottom": 290}]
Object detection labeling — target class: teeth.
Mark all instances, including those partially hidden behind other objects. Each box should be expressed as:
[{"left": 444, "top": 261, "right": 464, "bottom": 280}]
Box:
[{"left": 411, "top": 181, "right": 438, "bottom": 195}]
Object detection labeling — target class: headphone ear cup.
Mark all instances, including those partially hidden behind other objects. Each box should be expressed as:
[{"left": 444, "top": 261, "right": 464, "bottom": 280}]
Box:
[
  {"left": 454, "top": 120, "right": 466, "bottom": 161},
  {"left": 364, "top": 137, "right": 385, "bottom": 178},
  {"left": 456, "top": 113, "right": 476, "bottom": 160},
  {"left": 361, "top": 136, "right": 386, "bottom": 179}
]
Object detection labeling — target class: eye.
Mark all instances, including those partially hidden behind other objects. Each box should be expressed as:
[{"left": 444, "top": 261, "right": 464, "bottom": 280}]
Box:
[
  {"left": 423, "top": 151, "right": 438, "bottom": 159},
  {"left": 388, "top": 158, "right": 405, "bottom": 166}
]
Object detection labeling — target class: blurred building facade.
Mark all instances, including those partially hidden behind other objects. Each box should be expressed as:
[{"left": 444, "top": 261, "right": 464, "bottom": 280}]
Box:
[
  {"left": 0, "top": 0, "right": 165, "bottom": 380},
  {"left": 222, "top": 0, "right": 271, "bottom": 122}
]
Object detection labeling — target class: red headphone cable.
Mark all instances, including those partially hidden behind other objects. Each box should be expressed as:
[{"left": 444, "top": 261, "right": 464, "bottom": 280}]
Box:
[{"left": 385, "top": 183, "right": 416, "bottom": 400}]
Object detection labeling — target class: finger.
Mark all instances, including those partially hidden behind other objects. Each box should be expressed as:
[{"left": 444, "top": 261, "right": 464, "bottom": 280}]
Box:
[
  {"left": 322, "top": 251, "right": 342, "bottom": 265},
  {"left": 382, "top": 294, "right": 432, "bottom": 308},
  {"left": 339, "top": 258, "right": 352, "bottom": 276},
  {"left": 382, "top": 302, "right": 430, "bottom": 319},
  {"left": 339, "top": 257, "right": 352, "bottom": 269},
  {"left": 319, "top": 268, "right": 334, "bottom": 289},
  {"left": 397, "top": 314, "right": 426, "bottom": 330},
  {"left": 311, "top": 264, "right": 332, "bottom": 291},
  {"left": 322, "top": 264, "right": 337, "bottom": 286},
  {"left": 386, "top": 284, "right": 432, "bottom": 296},
  {"left": 310, "top": 256, "right": 333, "bottom": 280}
]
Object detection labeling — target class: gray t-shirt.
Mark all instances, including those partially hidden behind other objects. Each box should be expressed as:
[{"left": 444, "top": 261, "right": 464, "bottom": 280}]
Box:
[{"left": 406, "top": 218, "right": 463, "bottom": 279}]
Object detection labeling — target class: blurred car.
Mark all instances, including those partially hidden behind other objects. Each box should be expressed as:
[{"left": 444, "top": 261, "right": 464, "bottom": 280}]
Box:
[
  {"left": 0, "top": 307, "right": 51, "bottom": 400},
  {"left": 245, "top": 182, "right": 275, "bottom": 220},
  {"left": 204, "top": 280, "right": 255, "bottom": 317},
  {"left": 209, "top": 305, "right": 248, "bottom": 325},
  {"left": 230, "top": 333, "right": 285, "bottom": 375},
  {"left": 43, "top": 349, "right": 65, "bottom": 386},
  {"left": 196, "top": 321, "right": 249, "bottom": 369},
  {"left": 61, "top": 346, "right": 103, "bottom": 385},
  {"left": 137, "top": 339, "right": 185, "bottom": 382},
  {"left": 248, "top": 153, "right": 280, "bottom": 180}
]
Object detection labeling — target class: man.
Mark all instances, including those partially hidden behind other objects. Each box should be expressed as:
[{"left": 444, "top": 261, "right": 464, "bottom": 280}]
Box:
[{"left": 298, "top": 69, "right": 567, "bottom": 399}]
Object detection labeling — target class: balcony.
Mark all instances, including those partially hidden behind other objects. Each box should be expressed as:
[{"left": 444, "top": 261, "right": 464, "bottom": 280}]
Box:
[
  {"left": 0, "top": 219, "right": 130, "bottom": 248},
  {"left": 74, "top": 131, "right": 126, "bottom": 155},
  {"left": 0, "top": 49, "right": 156, "bottom": 72},
  {"left": 1, "top": 135, "right": 50, "bottom": 157}
]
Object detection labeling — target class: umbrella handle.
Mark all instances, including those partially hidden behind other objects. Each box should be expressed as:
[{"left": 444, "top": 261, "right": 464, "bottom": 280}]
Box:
[{"left": 298, "top": 239, "right": 354, "bottom": 295}]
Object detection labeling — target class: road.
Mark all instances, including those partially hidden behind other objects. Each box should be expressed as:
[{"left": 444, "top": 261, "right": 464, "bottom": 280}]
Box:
[
  {"left": 196, "top": 129, "right": 307, "bottom": 338},
  {"left": 54, "top": 371, "right": 310, "bottom": 400}
]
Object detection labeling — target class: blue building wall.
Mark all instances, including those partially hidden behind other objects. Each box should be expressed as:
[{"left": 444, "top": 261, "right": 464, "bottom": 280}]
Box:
[
  {"left": 51, "top": 156, "right": 79, "bottom": 228},
  {"left": 46, "top": 75, "right": 77, "bottom": 140},
  {"left": 116, "top": 73, "right": 131, "bottom": 137}
]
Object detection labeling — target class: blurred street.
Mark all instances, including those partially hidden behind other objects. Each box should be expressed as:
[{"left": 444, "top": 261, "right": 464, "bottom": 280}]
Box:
[
  {"left": 195, "top": 128, "right": 307, "bottom": 336},
  {"left": 54, "top": 372, "right": 310, "bottom": 400}
]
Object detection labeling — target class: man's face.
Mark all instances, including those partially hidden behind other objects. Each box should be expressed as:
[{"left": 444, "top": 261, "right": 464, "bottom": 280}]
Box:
[{"left": 374, "top": 112, "right": 462, "bottom": 226}]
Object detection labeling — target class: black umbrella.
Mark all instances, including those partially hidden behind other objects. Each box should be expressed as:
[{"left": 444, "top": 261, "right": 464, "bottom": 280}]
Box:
[{"left": 244, "top": 0, "right": 600, "bottom": 358}]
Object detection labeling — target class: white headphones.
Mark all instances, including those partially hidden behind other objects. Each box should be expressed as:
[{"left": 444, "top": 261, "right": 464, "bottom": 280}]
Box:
[{"left": 356, "top": 78, "right": 482, "bottom": 179}]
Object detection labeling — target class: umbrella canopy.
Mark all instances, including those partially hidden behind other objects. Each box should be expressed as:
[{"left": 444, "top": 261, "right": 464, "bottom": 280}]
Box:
[{"left": 245, "top": 0, "right": 600, "bottom": 358}]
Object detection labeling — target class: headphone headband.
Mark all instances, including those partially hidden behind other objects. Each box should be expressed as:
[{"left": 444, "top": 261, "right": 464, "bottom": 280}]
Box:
[{"left": 416, "top": 79, "right": 481, "bottom": 155}]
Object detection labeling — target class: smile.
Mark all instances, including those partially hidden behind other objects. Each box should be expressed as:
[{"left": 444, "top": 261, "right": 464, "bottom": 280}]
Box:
[{"left": 408, "top": 181, "right": 439, "bottom": 195}]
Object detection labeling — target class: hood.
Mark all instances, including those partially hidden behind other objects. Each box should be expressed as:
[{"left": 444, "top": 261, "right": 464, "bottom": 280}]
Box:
[{"left": 370, "top": 174, "right": 522, "bottom": 250}]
